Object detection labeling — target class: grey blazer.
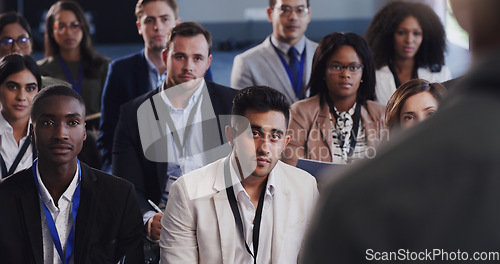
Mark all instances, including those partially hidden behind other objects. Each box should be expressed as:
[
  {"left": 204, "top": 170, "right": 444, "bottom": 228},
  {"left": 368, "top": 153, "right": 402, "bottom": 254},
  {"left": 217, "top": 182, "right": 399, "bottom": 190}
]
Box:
[{"left": 231, "top": 36, "right": 318, "bottom": 104}]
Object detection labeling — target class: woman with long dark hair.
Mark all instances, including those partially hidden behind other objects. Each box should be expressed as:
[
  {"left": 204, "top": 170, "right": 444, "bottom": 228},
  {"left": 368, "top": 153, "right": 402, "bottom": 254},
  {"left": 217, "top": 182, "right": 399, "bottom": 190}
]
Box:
[
  {"left": 283, "top": 32, "right": 385, "bottom": 165},
  {"left": 0, "top": 12, "right": 33, "bottom": 57},
  {"left": 38, "top": 0, "right": 109, "bottom": 115},
  {"left": 0, "top": 54, "right": 41, "bottom": 179}
]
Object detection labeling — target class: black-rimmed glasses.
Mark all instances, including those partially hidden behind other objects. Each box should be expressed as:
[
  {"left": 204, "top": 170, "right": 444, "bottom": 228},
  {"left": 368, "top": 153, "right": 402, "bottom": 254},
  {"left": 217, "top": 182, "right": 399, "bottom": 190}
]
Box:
[{"left": 327, "top": 63, "right": 364, "bottom": 74}]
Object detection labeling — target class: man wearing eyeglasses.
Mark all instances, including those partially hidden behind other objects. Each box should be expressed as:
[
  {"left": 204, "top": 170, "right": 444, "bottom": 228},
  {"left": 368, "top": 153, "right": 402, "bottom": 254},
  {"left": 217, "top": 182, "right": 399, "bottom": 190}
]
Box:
[{"left": 231, "top": 0, "right": 317, "bottom": 104}]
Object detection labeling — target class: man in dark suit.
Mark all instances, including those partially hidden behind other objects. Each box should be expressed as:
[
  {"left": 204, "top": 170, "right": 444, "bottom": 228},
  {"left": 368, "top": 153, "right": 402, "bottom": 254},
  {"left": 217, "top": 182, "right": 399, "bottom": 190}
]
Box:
[
  {"left": 303, "top": 0, "right": 500, "bottom": 263},
  {"left": 0, "top": 85, "right": 143, "bottom": 263},
  {"left": 98, "top": 0, "right": 180, "bottom": 173},
  {"left": 113, "top": 22, "right": 237, "bottom": 243}
]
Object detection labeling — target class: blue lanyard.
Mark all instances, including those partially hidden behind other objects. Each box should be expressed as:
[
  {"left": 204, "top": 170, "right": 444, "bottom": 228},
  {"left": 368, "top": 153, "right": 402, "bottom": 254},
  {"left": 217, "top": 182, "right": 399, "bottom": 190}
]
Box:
[
  {"left": 58, "top": 55, "right": 84, "bottom": 95},
  {"left": 0, "top": 135, "right": 32, "bottom": 177},
  {"left": 270, "top": 37, "right": 306, "bottom": 98},
  {"left": 32, "top": 159, "right": 81, "bottom": 264}
]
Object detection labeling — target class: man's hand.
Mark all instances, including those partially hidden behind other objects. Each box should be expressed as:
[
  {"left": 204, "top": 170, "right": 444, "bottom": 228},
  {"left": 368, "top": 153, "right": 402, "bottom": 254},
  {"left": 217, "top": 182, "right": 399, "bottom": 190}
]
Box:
[{"left": 147, "top": 212, "right": 163, "bottom": 241}]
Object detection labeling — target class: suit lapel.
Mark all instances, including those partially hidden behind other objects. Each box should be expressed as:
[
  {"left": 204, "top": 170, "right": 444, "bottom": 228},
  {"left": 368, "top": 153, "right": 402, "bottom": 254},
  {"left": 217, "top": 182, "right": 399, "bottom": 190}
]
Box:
[
  {"left": 19, "top": 172, "right": 44, "bottom": 264},
  {"left": 136, "top": 50, "right": 151, "bottom": 96},
  {"left": 271, "top": 164, "right": 291, "bottom": 264},
  {"left": 316, "top": 103, "right": 334, "bottom": 160},
  {"left": 213, "top": 157, "right": 237, "bottom": 263},
  {"left": 261, "top": 38, "right": 297, "bottom": 101},
  {"left": 304, "top": 38, "right": 316, "bottom": 87},
  {"left": 74, "top": 165, "right": 100, "bottom": 263}
]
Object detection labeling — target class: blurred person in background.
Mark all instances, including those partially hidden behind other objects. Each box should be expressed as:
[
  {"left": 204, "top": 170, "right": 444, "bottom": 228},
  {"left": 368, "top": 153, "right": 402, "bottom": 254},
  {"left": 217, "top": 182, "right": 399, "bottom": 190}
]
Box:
[
  {"left": 231, "top": 0, "right": 317, "bottom": 104},
  {"left": 38, "top": 0, "right": 109, "bottom": 116},
  {"left": 365, "top": 1, "right": 451, "bottom": 105},
  {"left": 0, "top": 12, "right": 32, "bottom": 57}
]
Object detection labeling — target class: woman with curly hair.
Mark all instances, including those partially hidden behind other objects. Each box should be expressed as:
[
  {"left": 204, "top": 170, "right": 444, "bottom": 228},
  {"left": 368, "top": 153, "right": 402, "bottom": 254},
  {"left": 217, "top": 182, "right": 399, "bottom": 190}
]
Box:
[
  {"left": 385, "top": 78, "right": 446, "bottom": 132},
  {"left": 282, "top": 32, "right": 385, "bottom": 165},
  {"left": 37, "top": 0, "right": 109, "bottom": 115},
  {"left": 365, "top": 1, "right": 451, "bottom": 105}
]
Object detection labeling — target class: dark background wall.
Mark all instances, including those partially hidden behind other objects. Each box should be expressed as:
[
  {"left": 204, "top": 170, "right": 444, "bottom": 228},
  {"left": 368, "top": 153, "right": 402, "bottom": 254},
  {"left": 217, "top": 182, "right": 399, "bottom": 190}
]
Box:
[{"left": 1, "top": 0, "right": 384, "bottom": 51}]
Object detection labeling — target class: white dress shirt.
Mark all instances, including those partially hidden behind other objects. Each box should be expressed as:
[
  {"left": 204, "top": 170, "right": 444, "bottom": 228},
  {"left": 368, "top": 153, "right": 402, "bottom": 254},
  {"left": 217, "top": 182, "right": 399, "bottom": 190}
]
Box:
[
  {"left": 0, "top": 113, "right": 33, "bottom": 179},
  {"left": 230, "top": 159, "right": 274, "bottom": 264},
  {"left": 37, "top": 165, "right": 79, "bottom": 264}
]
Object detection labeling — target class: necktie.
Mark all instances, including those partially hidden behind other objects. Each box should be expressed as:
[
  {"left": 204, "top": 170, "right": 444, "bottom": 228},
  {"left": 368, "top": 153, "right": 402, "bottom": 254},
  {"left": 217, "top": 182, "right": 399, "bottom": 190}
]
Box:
[{"left": 287, "top": 47, "right": 301, "bottom": 98}]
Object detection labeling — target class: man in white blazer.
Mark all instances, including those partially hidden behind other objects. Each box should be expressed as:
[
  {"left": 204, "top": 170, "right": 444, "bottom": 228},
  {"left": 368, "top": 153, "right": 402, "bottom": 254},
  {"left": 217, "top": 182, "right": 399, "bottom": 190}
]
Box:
[
  {"left": 231, "top": 0, "right": 318, "bottom": 104},
  {"left": 160, "top": 86, "right": 319, "bottom": 263}
]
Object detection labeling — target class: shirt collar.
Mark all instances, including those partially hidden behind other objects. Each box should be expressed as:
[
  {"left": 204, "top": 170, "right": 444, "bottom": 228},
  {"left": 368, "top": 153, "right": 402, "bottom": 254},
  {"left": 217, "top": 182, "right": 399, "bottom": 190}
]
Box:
[
  {"left": 334, "top": 102, "right": 357, "bottom": 116},
  {"left": 161, "top": 78, "right": 206, "bottom": 111},
  {"left": 36, "top": 163, "right": 80, "bottom": 209},
  {"left": 270, "top": 35, "right": 306, "bottom": 56},
  {"left": 229, "top": 156, "right": 276, "bottom": 201}
]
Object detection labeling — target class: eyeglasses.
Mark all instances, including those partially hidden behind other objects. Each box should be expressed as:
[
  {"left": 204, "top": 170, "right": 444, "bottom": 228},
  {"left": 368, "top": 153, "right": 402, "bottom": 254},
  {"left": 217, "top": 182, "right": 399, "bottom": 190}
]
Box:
[
  {"left": 327, "top": 63, "right": 364, "bottom": 74},
  {"left": 53, "top": 22, "right": 81, "bottom": 32},
  {"left": 0, "top": 36, "right": 31, "bottom": 50},
  {"left": 274, "top": 5, "right": 309, "bottom": 17}
]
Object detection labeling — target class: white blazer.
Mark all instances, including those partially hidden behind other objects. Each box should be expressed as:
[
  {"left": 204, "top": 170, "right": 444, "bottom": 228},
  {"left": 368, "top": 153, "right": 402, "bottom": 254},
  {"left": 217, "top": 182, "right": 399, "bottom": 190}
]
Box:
[
  {"left": 375, "top": 65, "right": 452, "bottom": 106},
  {"left": 160, "top": 156, "right": 319, "bottom": 264},
  {"left": 231, "top": 36, "right": 318, "bottom": 104}
]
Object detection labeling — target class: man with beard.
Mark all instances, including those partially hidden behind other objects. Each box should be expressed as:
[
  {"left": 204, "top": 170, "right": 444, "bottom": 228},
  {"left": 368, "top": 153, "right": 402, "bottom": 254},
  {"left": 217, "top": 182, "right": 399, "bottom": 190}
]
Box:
[
  {"left": 113, "top": 22, "right": 237, "bottom": 243},
  {"left": 160, "top": 86, "right": 318, "bottom": 263},
  {"left": 98, "top": 0, "right": 180, "bottom": 173}
]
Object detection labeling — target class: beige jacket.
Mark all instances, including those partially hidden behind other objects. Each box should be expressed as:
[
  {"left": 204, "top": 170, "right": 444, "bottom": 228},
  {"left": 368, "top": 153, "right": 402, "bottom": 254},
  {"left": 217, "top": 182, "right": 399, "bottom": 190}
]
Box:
[{"left": 283, "top": 95, "right": 386, "bottom": 165}]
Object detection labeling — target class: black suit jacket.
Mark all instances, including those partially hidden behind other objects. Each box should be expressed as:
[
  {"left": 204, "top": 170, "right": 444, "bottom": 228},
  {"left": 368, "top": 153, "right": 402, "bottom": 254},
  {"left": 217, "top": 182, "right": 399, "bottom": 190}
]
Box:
[
  {"left": 112, "top": 81, "right": 237, "bottom": 218},
  {"left": 98, "top": 50, "right": 151, "bottom": 172},
  {"left": 0, "top": 163, "right": 144, "bottom": 264}
]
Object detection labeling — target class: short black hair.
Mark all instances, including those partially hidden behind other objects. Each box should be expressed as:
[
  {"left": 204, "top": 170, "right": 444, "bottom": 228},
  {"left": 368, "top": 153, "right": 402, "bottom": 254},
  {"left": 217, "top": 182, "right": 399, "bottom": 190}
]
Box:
[
  {"left": 165, "top": 22, "right": 212, "bottom": 55},
  {"left": 31, "top": 85, "right": 85, "bottom": 121},
  {"left": 232, "top": 85, "right": 290, "bottom": 124},
  {"left": 0, "top": 54, "right": 41, "bottom": 91}
]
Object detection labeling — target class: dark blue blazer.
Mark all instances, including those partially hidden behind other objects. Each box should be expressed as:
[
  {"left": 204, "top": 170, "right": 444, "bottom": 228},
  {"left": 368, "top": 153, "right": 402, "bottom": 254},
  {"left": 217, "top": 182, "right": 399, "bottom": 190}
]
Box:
[
  {"left": 98, "top": 50, "right": 151, "bottom": 172},
  {"left": 0, "top": 163, "right": 144, "bottom": 263},
  {"left": 112, "top": 81, "right": 237, "bottom": 217}
]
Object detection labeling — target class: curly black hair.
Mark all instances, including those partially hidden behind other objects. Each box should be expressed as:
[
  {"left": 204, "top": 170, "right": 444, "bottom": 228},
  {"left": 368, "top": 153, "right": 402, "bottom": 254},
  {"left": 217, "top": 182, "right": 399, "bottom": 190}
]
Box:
[{"left": 365, "top": 1, "right": 446, "bottom": 72}]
